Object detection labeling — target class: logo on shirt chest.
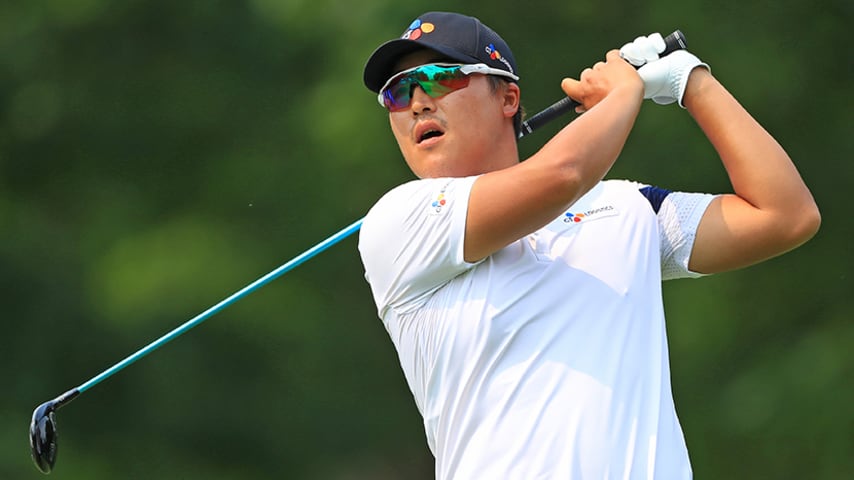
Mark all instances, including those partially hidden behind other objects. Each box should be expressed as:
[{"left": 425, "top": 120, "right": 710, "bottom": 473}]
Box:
[{"left": 562, "top": 205, "right": 619, "bottom": 224}]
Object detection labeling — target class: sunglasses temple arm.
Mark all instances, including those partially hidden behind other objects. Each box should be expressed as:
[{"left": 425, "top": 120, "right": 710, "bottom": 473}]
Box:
[{"left": 518, "top": 97, "right": 579, "bottom": 139}]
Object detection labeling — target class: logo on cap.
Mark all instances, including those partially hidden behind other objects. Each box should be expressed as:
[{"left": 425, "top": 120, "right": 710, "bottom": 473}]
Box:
[
  {"left": 486, "top": 43, "right": 514, "bottom": 74},
  {"left": 401, "top": 19, "right": 435, "bottom": 41}
]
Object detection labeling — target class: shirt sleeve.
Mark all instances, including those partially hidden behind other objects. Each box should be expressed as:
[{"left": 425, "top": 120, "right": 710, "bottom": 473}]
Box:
[
  {"left": 358, "top": 176, "right": 480, "bottom": 317},
  {"left": 657, "top": 191, "right": 717, "bottom": 280}
]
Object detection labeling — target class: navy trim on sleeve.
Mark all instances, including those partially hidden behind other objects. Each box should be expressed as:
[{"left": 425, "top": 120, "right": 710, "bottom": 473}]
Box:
[{"left": 639, "top": 185, "right": 673, "bottom": 214}]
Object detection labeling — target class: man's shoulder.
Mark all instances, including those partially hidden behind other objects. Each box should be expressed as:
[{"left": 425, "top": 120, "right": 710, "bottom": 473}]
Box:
[
  {"left": 366, "top": 176, "right": 478, "bottom": 221},
  {"left": 599, "top": 178, "right": 647, "bottom": 191},
  {"left": 370, "top": 178, "right": 446, "bottom": 205},
  {"left": 579, "top": 179, "right": 650, "bottom": 205},
  {"left": 364, "top": 179, "right": 421, "bottom": 220}
]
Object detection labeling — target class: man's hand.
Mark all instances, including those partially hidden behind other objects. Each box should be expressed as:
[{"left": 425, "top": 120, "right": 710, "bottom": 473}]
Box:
[
  {"left": 620, "top": 33, "right": 709, "bottom": 108},
  {"left": 637, "top": 50, "right": 709, "bottom": 107},
  {"left": 560, "top": 50, "right": 644, "bottom": 113}
]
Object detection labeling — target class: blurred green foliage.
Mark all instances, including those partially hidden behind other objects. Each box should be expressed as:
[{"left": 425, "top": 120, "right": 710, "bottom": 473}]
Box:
[{"left": 2, "top": 0, "right": 851, "bottom": 478}]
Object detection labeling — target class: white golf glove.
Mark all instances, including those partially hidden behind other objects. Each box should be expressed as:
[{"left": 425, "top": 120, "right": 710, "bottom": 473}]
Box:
[
  {"left": 620, "top": 33, "right": 667, "bottom": 67},
  {"left": 638, "top": 50, "right": 709, "bottom": 107},
  {"left": 620, "top": 33, "right": 710, "bottom": 108}
]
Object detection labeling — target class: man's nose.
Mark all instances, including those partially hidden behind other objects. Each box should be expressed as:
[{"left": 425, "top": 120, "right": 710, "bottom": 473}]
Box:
[{"left": 409, "top": 85, "right": 436, "bottom": 113}]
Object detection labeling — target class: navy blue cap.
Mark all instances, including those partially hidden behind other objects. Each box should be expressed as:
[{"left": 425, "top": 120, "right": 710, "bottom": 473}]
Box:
[{"left": 363, "top": 12, "right": 519, "bottom": 93}]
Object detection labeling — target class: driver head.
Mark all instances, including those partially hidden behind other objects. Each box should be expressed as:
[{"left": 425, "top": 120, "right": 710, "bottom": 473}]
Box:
[{"left": 30, "top": 400, "right": 59, "bottom": 474}]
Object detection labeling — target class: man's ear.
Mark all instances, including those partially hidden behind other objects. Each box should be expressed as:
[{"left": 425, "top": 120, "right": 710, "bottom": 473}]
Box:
[{"left": 502, "top": 82, "right": 521, "bottom": 118}]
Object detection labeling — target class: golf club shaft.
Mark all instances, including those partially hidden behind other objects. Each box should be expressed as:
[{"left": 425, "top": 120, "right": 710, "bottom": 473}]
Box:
[
  {"left": 66, "top": 30, "right": 686, "bottom": 397},
  {"left": 77, "top": 218, "right": 364, "bottom": 393}
]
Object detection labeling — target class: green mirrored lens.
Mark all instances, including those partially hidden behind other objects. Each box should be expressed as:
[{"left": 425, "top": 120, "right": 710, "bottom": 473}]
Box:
[{"left": 382, "top": 65, "right": 470, "bottom": 111}]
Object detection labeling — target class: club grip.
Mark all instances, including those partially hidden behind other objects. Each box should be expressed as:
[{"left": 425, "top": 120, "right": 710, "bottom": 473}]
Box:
[
  {"left": 518, "top": 30, "right": 687, "bottom": 138},
  {"left": 662, "top": 30, "right": 687, "bottom": 56}
]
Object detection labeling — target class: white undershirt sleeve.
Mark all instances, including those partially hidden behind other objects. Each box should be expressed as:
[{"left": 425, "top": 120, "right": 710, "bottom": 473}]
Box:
[{"left": 658, "top": 191, "right": 716, "bottom": 280}]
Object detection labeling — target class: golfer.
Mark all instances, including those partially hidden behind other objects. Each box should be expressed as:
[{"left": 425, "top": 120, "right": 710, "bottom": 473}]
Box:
[{"left": 358, "top": 11, "right": 819, "bottom": 479}]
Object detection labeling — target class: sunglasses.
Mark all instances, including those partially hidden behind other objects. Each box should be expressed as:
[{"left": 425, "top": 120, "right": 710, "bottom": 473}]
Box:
[{"left": 377, "top": 63, "right": 519, "bottom": 112}]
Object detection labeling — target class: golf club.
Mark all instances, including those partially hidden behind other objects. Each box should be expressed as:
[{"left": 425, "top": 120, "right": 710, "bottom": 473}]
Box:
[
  {"left": 519, "top": 29, "right": 686, "bottom": 136},
  {"left": 29, "top": 30, "right": 686, "bottom": 474}
]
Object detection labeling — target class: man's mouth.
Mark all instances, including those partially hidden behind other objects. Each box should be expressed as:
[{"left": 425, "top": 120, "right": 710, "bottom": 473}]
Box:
[
  {"left": 415, "top": 121, "right": 446, "bottom": 145},
  {"left": 419, "top": 129, "right": 444, "bottom": 143}
]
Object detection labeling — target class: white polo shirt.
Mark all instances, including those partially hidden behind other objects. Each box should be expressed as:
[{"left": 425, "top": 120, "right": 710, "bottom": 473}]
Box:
[{"left": 358, "top": 177, "right": 715, "bottom": 480}]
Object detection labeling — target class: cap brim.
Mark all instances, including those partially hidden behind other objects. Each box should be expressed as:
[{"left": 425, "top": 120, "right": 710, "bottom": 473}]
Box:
[{"left": 363, "top": 39, "right": 481, "bottom": 93}]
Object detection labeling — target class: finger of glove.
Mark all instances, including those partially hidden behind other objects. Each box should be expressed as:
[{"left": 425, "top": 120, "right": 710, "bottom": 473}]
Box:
[
  {"left": 647, "top": 33, "right": 666, "bottom": 54},
  {"left": 619, "top": 42, "right": 647, "bottom": 66},
  {"left": 634, "top": 35, "right": 661, "bottom": 63},
  {"left": 620, "top": 36, "right": 660, "bottom": 66}
]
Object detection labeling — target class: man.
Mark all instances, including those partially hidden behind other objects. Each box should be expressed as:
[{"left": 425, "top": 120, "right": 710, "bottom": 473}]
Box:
[{"left": 358, "top": 11, "right": 819, "bottom": 479}]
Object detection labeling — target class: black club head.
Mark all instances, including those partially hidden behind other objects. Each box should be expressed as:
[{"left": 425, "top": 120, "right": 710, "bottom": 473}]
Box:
[{"left": 30, "top": 400, "right": 59, "bottom": 474}]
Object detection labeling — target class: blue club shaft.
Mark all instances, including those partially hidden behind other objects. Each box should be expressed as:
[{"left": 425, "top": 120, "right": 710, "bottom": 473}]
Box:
[{"left": 77, "top": 218, "right": 364, "bottom": 393}]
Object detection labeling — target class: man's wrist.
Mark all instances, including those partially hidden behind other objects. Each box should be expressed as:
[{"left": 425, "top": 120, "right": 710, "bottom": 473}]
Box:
[
  {"left": 682, "top": 66, "right": 715, "bottom": 111},
  {"left": 612, "top": 79, "right": 645, "bottom": 105}
]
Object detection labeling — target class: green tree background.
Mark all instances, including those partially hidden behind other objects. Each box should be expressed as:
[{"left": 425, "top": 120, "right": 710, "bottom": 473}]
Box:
[{"left": 2, "top": 0, "right": 851, "bottom": 478}]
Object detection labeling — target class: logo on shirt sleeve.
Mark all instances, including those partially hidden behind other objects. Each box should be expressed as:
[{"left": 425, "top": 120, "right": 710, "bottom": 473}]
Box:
[{"left": 428, "top": 182, "right": 451, "bottom": 215}]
